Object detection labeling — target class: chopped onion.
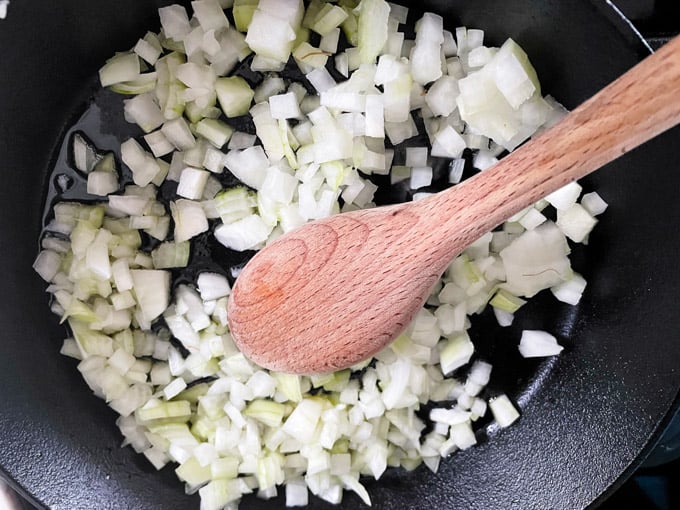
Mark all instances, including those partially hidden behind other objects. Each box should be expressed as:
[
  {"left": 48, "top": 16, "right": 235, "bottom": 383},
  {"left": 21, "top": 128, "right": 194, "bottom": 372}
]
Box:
[
  {"left": 518, "top": 330, "right": 564, "bottom": 358},
  {"left": 33, "top": 250, "right": 61, "bottom": 282},
  {"left": 489, "top": 394, "right": 520, "bottom": 428},
  {"left": 130, "top": 270, "right": 170, "bottom": 325},
  {"left": 177, "top": 168, "right": 210, "bottom": 200},
  {"left": 269, "top": 92, "right": 302, "bottom": 120},
  {"left": 99, "top": 52, "right": 141, "bottom": 88},
  {"left": 356, "top": 0, "right": 390, "bottom": 65},
  {"left": 545, "top": 181, "right": 583, "bottom": 210},
  {"left": 34, "top": 3, "right": 609, "bottom": 508},
  {"left": 410, "top": 12, "right": 443, "bottom": 85},
  {"left": 440, "top": 333, "right": 474, "bottom": 375},
  {"left": 214, "top": 214, "right": 273, "bottom": 251},
  {"left": 551, "top": 273, "right": 587, "bottom": 305},
  {"left": 580, "top": 191, "right": 609, "bottom": 216},
  {"left": 556, "top": 203, "right": 598, "bottom": 243},
  {"left": 215, "top": 76, "right": 255, "bottom": 117}
]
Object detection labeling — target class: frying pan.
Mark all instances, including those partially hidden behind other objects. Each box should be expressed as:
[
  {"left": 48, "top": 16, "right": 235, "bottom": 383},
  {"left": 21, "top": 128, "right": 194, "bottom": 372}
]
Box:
[{"left": 1, "top": 1, "right": 679, "bottom": 509}]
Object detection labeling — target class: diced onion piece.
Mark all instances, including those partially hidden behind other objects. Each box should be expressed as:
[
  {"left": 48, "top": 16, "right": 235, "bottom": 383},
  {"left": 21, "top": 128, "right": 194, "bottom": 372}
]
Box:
[
  {"left": 285, "top": 479, "right": 309, "bottom": 507},
  {"left": 550, "top": 273, "right": 587, "bottom": 305},
  {"left": 72, "top": 134, "right": 102, "bottom": 174},
  {"left": 293, "top": 42, "right": 329, "bottom": 70},
  {"left": 260, "top": 166, "right": 298, "bottom": 205},
  {"left": 99, "top": 52, "right": 141, "bottom": 88},
  {"left": 545, "top": 181, "right": 583, "bottom": 210},
  {"left": 319, "top": 27, "right": 340, "bottom": 54},
  {"left": 450, "top": 421, "right": 476, "bottom": 450},
  {"left": 232, "top": 0, "right": 257, "bottom": 31},
  {"left": 130, "top": 270, "right": 170, "bottom": 324},
  {"left": 134, "top": 32, "right": 162, "bottom": 65},
  {"left": 212, "top": 188, "right": 255, "bottom": 226},
  {"left": 430, "top": 407, "right": 471, "bottom": 426},
  {"left": 556, "top": 203, "right": 598, "bottom": 243},
  {"left": 409, "top": 167, "right": 432, "bottom": 190},
  {"left": 86, "top": 238, "right": 111, "bottom": 280},
  {"left": 244, "top": 399, "right": 286, "bottom": 427},
  {"left": 518, "top": 207, "right": 546, "bottom": 230},
  {"left": 250, "top": 102, "right": 287, "bottom": 161},
  {"left": 196, "top": 118, "right": 234, "bottom": 148},
  {"left": 228, "top": 131, "right": 258, "bottom": 150},
  {"left": 282, "top": 398, "right": 325, "bottom": 443},
  {"left": 159, "top": 5, "right": 192, "bottom": 41},
  {"left": 472, "top": 150, "right": 498, "bottom": 171},
  {"left": 448, "top": 158, "right": 465, "bottom": 184},
  {"left": 410, "top": 12, "right": 444, "bottom": 85},
  {"left": 580, "top": 191, "right": 608, "bottom": 216},
  {"left": 518, "top": 330, "right": 563, "bottom": 357},
  {"left": 124, "top": 93, "right": 165, "bottom": 133},
  {"left": 161, "top": 118, "right": 196, "bottom": 151},
  {"left": 356, "top": 0, "right": 390, "bottom": 65},
  {"left": 215, "top": 76, "right": 255, "bottom": 117},
  {"left": 269, "top": 92, "right": 302, "bottom": 120},
  {"left": 144, "top": 131, "right": 175, "bottom": 158},
  {"left": 163, "top": 377, "right": 188, "bottom": 400},
  {"left": 440, "top": 333, "right": 474, "bottom": 374},
  {"left": 306, "top": 68, "right": 336, "bottom": 94},
  {"left": 489, "top": 394, "right": 520, "bottom": 427},
  {"left": 500, "top": 222, "right": 572, "bottom": 297},
  {"left": 364, "top": 94, "right": 385, "bottom": 138},
  {"left": 431, "top": 126, "right": 466, "bottom": 158},
  {"left": 489, "top": 289, "right": 526, "bottom": 313},
  {"left": 197, "top": 272, "right": 231, "bottom": 301},
  {"left": 177, "top": 168, "right": 210, "bottom": 200},
  {"left": 311, "top": 4, "right": 347, "bottom": 36},
  {"left": 87, "top": 171, "right": 119, "bottom": 197},
  {"left": 335, "top": 53, "right": 349, "bottom": 77},
  {"left": 33, "top": 250, "right": 62, "bottom": 282},
  {"left": 192, "top": 0, "right": 230, "bottom": 31},
  {"left": 245, "top": 8, "right": 297, "bottom": 64},
  {"left": 493, "top": 307, "right": 514, "bottom": 327},
  {"left": 492, "top": 38, "right": 539, "bottom": 109},
  {"left": 152, "top": 241, "right": 191, "bottom": 269},
  {"left": 121, "top": 138, "right": 161, "bottom": 187},
  {"left": 214, "top": 214, "right": 274, "bottom": 251},
  {"left": 405, "top": 147, "right": 428, "bottom": 167}
]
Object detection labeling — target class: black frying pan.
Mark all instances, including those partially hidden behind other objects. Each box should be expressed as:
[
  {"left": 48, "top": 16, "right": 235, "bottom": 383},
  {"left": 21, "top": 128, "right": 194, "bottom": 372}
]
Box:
[{"left": 1, "top": 1, "right": 679, "bottom": 509}]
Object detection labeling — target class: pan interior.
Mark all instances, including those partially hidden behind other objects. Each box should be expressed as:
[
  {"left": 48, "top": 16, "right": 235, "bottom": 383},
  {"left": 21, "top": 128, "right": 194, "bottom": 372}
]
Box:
[{"left": 1, "top": 1, "right": 678, "bottom": 509}]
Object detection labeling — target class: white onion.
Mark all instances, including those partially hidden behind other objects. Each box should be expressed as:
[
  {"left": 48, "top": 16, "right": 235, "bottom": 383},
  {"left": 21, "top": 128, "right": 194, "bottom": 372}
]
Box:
[
  {"left": 545, "top": 181, "right": 583, "bottom": 210},
  {"left": 409, "top": 12, "right": 443, "bottom": 85},
  {"left": 269, "top": 92, "right": 303, "bottom": 120},
  {"left": 34, "top": 3, "right": 609, "bottom": 508},
  {"left": 214, "top": 214, "right": 274, "bottom": 251},
  {"left": 159, "top": 5, "right": 191, "bottom": 41},
  {"left": 489, "top": 394, "right": 520, "bottom": 428},
  {"left": 551, "top": 273, "right": 587, "bottom": 305},
  {"left": 171, "top": 199, "right": 209, "bottom": 242},
  {"left": 518, "top": 330, "right": 564, "bottom": 358},
  {"left": 580, "top": 191, "right": 609, "bottom": 216},
  {"left": 33, "top": 250, "right": 61, "bottom": 282},
  {"left": 556, "top": 203, "right": 598, "bottom": 243}
]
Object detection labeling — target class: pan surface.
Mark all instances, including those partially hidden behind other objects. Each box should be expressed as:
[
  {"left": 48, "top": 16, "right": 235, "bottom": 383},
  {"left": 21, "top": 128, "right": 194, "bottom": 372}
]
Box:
[{"left": 1, "top": 1, "right": 679, "bottom": 509}]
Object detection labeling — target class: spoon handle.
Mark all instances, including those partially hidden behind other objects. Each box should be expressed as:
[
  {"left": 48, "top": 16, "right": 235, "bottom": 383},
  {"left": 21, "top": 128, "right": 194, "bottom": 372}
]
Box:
[{"left": 424, "top": 35, "right": 680, "bottom": 255}]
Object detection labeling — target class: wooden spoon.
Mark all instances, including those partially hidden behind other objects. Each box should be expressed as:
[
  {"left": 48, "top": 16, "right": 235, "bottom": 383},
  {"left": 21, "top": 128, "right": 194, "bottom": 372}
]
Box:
[{"left": 228, "top": 36, "right": 680, "bottom": 374}]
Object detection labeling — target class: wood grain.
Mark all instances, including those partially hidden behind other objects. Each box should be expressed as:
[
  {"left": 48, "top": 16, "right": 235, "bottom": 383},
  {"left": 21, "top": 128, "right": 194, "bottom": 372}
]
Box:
[{"left": 228, "top": 37, "right": 680, "bottom": 374}]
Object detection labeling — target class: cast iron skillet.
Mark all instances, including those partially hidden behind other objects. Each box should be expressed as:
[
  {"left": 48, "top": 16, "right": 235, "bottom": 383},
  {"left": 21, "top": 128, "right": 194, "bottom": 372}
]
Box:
[{"left": 1, "top": 1, "right": 679, "bottom": 509}]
